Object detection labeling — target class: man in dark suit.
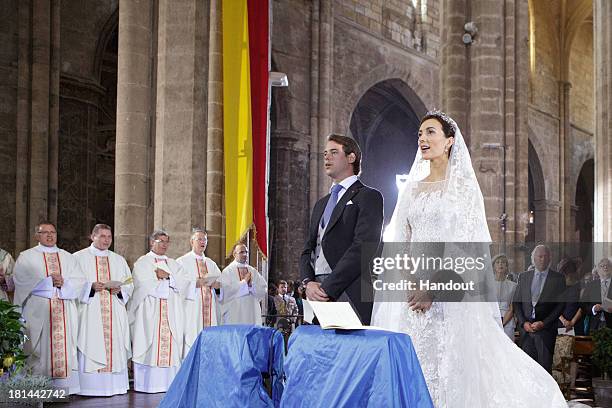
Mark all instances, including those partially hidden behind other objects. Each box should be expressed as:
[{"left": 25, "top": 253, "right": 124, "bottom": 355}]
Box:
[
  {"left": 513, "top": 245, "right": 565, "bottom": 373},
  {"left": 300, "top": 134, "right": 383, "bottom": 325},
  {"left": 583, "top": 257, "right": 612, "bottom": 333}
]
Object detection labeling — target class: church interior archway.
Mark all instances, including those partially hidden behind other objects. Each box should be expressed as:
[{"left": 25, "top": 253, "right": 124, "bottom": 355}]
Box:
[{"left": 349, "top": 79, "right": 426, "bottom": 225}]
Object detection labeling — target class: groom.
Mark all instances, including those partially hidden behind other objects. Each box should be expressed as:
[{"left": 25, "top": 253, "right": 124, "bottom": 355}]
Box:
[{"left": 300, "top": 134, "right": 383, "bottom": 324}]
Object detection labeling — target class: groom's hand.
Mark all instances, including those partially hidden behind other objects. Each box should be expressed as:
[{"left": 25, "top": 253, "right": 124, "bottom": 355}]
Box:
[{"left": 305, "top": 281, "right": 329, "bottom": 301}]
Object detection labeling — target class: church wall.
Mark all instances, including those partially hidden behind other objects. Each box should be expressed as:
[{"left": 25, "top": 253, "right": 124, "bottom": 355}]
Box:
[
  {"left": 528, "top": 108, "right": 560, "bottom": 202},
  {"left": 60, "top": 0, "right": 117, "bottom": 80},
  {"left": 332, "top": 18, "right": 438, "bottom": 136},
  {"left": 337, "top": 0, "right": 441, "bottom": 59},
  {"left": 269, "top": 0, "right": 313, "bottom": 282},
  {"left": 569, "top": 21, "right": 594, "bottom": 134},
  {"left": 530, "top": 0, "right": 560, "bottom": 116},
  {"left": 0, "top": 0, "right": 19, "bottom": 254},
  {"left": 57, "top": 1, "right": 117, "bottom": 252}
]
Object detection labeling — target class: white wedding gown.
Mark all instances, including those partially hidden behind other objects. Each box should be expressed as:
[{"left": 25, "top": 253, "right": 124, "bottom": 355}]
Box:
[{"left": 372, "top": 117, "right": 567, "bottom": 407}]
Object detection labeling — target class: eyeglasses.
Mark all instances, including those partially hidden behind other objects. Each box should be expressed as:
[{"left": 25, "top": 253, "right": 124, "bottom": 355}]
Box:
[
  {"left": 37, "top": 230, "right": 57, "bottom": 235},
  {"left": 154, "top": 239, "right": 170, "bottom": 244}
]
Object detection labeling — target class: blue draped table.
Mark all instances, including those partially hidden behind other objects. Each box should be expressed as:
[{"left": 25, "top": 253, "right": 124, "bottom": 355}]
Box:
[
  {"left": 159, "top": 325, "right": 284, "bottom": 408},
  {"left": 280, "top": 325, "right": 433, "bottom": 408}
]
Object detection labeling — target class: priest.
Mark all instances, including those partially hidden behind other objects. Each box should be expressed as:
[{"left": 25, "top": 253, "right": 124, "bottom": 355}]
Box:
[
  {"left": 219, "top": 243, "right": 267, "bottom": 325},
  {"left": 128, "top": 230, "right": 186, "bottom": 393},
  {"left": 73, "top": 224, "right": 133, "bottom": 396},
  {"left": 13, "top": 222, "right": 86, "bottom": 394},
  {"left": 176, "top": 228, "right": 222, "bottom": 358}
]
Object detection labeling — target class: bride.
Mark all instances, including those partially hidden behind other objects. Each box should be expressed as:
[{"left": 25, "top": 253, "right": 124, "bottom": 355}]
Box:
[{"left": 371, "top": 111, "right": 567, "bottom": 407}]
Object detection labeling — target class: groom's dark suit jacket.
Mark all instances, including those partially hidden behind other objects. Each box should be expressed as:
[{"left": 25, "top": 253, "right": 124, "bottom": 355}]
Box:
[{"left": 300, "top": 180, "right": 383, "bottom": 325}]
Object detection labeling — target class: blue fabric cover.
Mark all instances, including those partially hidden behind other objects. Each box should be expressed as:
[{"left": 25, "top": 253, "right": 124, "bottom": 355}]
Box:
[
  {"left": 280, "top": 325, "right": 433, "bottom": 408},
  {"left": 159, "top": 325, "right": 285, "bottom": 408}
]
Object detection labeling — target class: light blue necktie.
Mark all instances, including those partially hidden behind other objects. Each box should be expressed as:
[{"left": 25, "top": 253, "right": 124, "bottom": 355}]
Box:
[
  {"left": 321, "top": 184, "right": 343, "bottom": 229},
  {"left": 531, "top": 271, "right": 545, "bottom": 304}
]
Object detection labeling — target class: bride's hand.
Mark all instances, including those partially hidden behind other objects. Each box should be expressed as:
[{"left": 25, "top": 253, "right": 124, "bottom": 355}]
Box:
[{"left": 407, "top": 290, "right": 433, "bottom": 312}]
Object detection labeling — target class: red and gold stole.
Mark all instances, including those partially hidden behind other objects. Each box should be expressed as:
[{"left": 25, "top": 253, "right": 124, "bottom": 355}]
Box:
[
  {"left": 155, "top": 258, "right": 172, "bottom": 367},
  {"left": 96, "top": 256, "right": 113, "bottom": 372},
  {"left": 43, "top": 252, "right": 68, "bottom": 378},
  {"left": 196, "top": 258, "right": 212, "bottom": 327}
]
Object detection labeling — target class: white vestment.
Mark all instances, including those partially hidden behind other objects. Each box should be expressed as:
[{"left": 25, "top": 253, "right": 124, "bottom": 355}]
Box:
[
  {"left": 176, "top": 251, "right": 222, "bottom": 357},
  {"left": 0, "top": 248, "right": 15, "bottom": 301},
  {"left": 73, "top": 244, "right": 133, "bottom": 396},
  {"left": 13, "top": 245, "right": 86, "bottom": 394},
  {"left": 219, "top": 261, "right": 267, "bottom": 325},
  {"left": 128, "top": 252, "right": 186, "bottom": 393}
]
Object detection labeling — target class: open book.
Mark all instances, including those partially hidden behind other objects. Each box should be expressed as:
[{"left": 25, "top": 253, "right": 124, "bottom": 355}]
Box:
[{"left": 305, "top": 300, "right": 385, "bottom": 330}]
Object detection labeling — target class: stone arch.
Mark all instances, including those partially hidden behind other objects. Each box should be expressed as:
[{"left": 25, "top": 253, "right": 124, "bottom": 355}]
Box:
[
  {"left": 562, "top": 0, "right": 593, "bottom": 81},
  {"left": 93, "top": 9, "right": 119, "bottom": 80},
  {"left": 337, "top": 64, "right": 433, "bottom": 135},
  {"left": 349, "top": 78, "right": 426, "bottom": 224},
  {"left": 574, "top": 158, "right": 594, "bottom": 243},
  {"left": 528, "top": 138, "right": 547, "bottom": 243}
]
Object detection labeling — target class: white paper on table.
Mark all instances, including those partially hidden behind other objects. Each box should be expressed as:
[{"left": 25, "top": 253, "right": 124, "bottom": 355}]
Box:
[
  {"left": 307, "top": 300, "right": 384, "bottom": 330},
  {"left": 303, "top": 299, "right": 315, "bottom": 324}
]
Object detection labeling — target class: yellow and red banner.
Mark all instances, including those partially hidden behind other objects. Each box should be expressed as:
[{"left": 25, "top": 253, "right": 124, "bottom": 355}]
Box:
[{"left": 222, "top": 0, "right": 269, "bottom": 257}]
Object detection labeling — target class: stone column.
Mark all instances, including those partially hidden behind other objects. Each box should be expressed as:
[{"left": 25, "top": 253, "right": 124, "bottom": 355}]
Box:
[
  {"left": 47, "top": 0, "right": 60, "bottom": 225},
  {"left": 114, "top": 0, "right": 155, "bottom": 265},
  {"left": 440, "top": 0, "right": 468, "bottom": 128},
  {"left": 205, "top": 0, "right": 224, "bottom": 263},
  {"left": 28, "top": 0, "right": 61, "bottom": 243},
  {"left": 534, "top": 199, "right": 561, "bottom": 243},
  {"left": 594, "top": 0, "right": 612, "bottom": 244},
  {"left": 461, "top": 0, "right": 529, "bottom": 246},
  {"left": 316, "top": 0, "right": 333, "bottom": 199},
  {"left": 15, "top": 0, "right": 32, "bottom": 254},
  {"left": 558, "top": 80, "right": 573, "bottom": 242},
  {"left": 154, "top": 0, "right": 209, "bottom": 258}
]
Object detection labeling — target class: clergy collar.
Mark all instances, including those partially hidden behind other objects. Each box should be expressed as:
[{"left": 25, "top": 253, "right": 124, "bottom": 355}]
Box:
[
  {"left": 89, "top": 243, "right": 109, "bottom": 257},
  {"left": 191, "top": 251, "right": 205, "bottom": 260},
  {"left": 35, "top": 243, "right": 59, "bottom": 253},
  {"left": 147, "top": 251, "right": 168, "bottom": 260}
]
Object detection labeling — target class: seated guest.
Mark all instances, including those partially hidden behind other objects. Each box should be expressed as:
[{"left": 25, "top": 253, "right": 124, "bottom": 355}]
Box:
[
  {"left": 492, "top": 254, "right": 517, "bottom": 339},
  {"left": 219, "top": 243, "right": 267, "bottom": 325}
]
